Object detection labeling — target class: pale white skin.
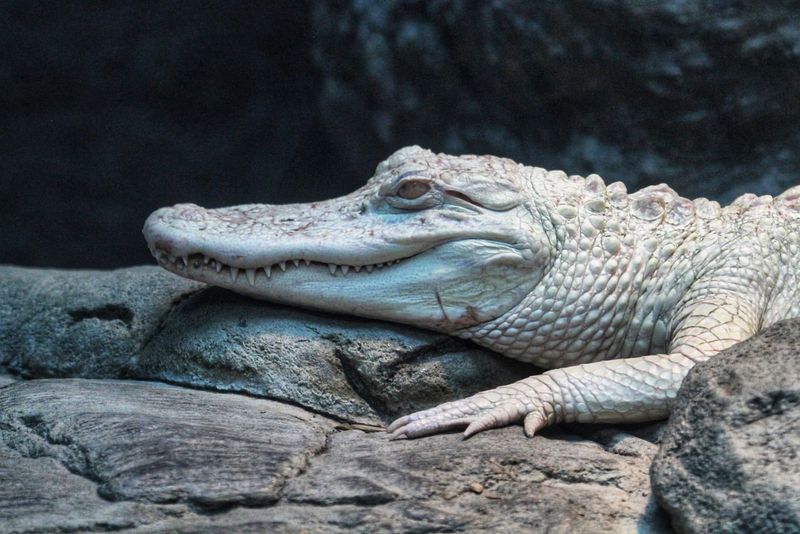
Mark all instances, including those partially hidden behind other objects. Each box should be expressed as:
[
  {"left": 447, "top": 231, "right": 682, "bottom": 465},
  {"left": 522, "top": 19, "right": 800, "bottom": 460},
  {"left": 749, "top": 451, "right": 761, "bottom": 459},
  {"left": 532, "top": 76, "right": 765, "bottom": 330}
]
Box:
[{"left": 144, "top": 146, "right": 800, "bottom": 439}]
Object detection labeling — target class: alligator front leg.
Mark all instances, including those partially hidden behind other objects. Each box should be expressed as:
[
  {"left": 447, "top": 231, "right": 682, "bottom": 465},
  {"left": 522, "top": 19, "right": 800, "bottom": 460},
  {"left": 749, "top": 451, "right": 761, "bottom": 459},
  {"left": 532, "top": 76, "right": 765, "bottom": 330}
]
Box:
[
  {"left": 388, "top": 353, "right": 696, "bottom": 439},
  {"left": 389, "top": 292, "right": 759, "bottom": 439}
]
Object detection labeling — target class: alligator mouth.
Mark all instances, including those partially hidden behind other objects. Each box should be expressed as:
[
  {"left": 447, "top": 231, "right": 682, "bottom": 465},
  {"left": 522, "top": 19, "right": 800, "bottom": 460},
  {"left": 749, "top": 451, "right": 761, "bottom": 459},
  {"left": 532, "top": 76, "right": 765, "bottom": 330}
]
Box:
[{"left": 154, "top": 248, "right": 408, "bottom": 286}]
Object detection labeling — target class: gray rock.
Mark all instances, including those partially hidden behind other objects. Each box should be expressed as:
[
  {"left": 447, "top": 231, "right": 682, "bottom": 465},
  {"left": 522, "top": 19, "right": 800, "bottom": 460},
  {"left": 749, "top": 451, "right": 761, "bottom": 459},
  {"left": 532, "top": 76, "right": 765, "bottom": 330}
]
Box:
[
  {"left": 0, "top": 379, "right": 338, "bottom": 533},
  {"left": 651, "top": 319, "right": 800, "bottom": 533},
  {"left": 0, "top": 378, "right": 670, "bottom": 533},
  {"left": 313, "top": 1, "right": 800, "bottom": 204},
  {"left": 0, "top": 447, "right": 183, "bottom": 533},
  {"left": 282, "top": 427, "right": 671, "bottom": 533},
  {"left": 137, "top": 285, "right": 538, "bottom": 425},
  {"left": 0, "top": 371, "right": 14, "bottom": 387},
  {"left": 0, "top": 265, "right": 203, "bottom": 378},
  {"left": 0, "top": 265, "right": 538, "bottom": 425},
  {"left": 0, "top": 379, "right": 335, "bottom": 509}
]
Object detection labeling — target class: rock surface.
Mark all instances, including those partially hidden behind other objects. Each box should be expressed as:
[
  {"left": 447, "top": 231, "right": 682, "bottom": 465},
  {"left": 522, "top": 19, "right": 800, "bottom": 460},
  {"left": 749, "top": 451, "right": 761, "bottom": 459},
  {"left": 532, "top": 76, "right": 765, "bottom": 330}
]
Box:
[
  {"left": 282, "top": 423, "right": 669, "bottom": 533},
  {"left": 651, "top": 319, "right": 800, "bottom": 533},
  {"left": 314, "top": 1, "right": 800, "bottom": 204},
  {"left": 0, "top": 266, "right": 203, "bottom": 379},
  {"left": 0, "top": 265, "right": 673, "bottom": 531},
  {"left": 6, "top": 264, "right": 797, "bottom": 531},
  {"left": 0, "top": 265, "right": 537, "bottom": 425},
  {"left": 0, "top": 379, "right": 669, "bottom": 533},
  {"left": 0, "top": 379, "right": 337, "bottom": 533},
  {"left": 136, "top": 286, "right": 538, "bottom": 425}
]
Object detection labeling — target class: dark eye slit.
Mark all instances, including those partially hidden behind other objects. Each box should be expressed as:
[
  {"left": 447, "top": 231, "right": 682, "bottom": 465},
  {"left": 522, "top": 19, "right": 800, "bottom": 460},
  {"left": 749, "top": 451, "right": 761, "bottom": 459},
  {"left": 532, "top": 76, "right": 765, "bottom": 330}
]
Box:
[{"left": 445, "top": 189, "right": 483, "bottom": 207}]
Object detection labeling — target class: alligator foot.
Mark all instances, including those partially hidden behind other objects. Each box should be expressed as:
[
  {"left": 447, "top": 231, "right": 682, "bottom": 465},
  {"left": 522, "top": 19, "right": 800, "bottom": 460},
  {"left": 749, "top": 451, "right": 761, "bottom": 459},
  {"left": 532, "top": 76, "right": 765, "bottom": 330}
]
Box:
[{"left": 387, "top": 376, "right": 559, "bottom": 440}]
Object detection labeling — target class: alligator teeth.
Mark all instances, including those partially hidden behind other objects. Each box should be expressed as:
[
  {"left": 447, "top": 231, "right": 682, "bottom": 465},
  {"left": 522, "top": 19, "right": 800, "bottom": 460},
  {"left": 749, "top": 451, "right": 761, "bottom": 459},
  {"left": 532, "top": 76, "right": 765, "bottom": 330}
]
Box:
[{"left": 161, "top": 254, "right": 403, "bottom": 279}]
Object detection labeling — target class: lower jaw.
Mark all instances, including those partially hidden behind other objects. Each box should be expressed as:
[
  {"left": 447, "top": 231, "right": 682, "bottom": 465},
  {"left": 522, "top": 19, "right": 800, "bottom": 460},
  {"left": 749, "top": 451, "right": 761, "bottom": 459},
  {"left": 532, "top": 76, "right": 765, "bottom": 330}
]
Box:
[
  {"left": 156, "top": 250, "right": 432, "bottom": 322},
  {"left": 153, "top": 249, "right": 457, "bottom": 326},
  {"left": 152, "top": 240, "right": 533, "bottom": 330}
]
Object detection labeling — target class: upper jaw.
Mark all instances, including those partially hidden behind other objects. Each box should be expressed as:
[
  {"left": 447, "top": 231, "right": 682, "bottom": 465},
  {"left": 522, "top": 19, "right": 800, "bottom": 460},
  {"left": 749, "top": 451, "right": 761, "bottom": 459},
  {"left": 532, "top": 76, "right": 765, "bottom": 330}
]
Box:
[
  {"left": 143, "top": 201, "right": 433, "bottom": 285},
  {"left": 143, "top": 196, "right": 530, "bottom": 289}
]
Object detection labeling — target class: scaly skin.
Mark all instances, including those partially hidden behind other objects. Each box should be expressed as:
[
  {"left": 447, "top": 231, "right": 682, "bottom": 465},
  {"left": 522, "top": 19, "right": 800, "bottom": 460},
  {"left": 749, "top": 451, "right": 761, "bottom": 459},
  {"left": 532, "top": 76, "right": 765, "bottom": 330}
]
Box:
[{"left": 144, "top": 146, "right": 800, "bottom": 439}]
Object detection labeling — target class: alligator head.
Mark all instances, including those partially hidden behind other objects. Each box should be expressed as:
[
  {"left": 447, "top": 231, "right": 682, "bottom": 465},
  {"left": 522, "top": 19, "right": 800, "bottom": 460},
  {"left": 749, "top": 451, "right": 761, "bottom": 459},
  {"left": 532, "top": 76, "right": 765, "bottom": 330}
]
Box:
[{"left": 143, "top": 146, "right": 556, "bottom": 332}]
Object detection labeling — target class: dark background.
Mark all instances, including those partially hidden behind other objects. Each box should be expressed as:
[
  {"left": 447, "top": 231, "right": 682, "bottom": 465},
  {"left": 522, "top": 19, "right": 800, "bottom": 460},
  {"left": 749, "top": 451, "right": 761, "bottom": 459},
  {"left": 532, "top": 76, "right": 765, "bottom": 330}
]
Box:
[{"left": 3, "top": 1, "right": 800, "bottom": 268}]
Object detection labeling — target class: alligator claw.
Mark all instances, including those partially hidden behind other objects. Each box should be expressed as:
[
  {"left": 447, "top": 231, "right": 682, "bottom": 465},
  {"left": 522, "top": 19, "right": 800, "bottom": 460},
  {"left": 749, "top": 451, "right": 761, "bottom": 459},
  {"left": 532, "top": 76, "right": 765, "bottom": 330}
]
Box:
[{"left": 387, "top": 379, "right": 556, "bottom": 440}]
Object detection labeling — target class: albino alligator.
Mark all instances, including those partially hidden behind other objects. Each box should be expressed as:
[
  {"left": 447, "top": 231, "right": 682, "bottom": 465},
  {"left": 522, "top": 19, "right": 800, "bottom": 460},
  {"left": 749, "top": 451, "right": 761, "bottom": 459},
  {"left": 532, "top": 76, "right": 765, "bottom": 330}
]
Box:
[{"left": 144, "top": 146, "right": 800, "bottom": 440}]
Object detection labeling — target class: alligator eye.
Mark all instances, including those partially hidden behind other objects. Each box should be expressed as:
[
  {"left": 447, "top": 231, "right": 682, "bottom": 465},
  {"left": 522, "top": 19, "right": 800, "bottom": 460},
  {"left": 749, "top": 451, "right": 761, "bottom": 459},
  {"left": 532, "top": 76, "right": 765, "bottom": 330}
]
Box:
[{"left": 397, "top": 180, "right": 431, "bottom": 200}]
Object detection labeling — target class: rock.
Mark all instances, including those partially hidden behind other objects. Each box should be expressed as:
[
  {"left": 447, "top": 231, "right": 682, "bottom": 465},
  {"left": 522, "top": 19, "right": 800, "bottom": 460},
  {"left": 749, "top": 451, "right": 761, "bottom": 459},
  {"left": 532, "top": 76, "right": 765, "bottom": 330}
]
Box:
[
  {"left": 651, "top": 319, "right": 800, "bottom": 533},
  {"left": 0, "top": 380, "right": 334, "bottom": 508},
  {"left": 0, "top": 265, "right": 538, "bottom": 425},
  {"left": 136, "top": 286, "right": 538, "bottom": 425},
  {"left": 282, "top": 426, "right": 671, "bottom": 533},
  {"left": 313, "top": 1, "right": 800, "bottom": 204},
  {"left": 0, "top": 265, "right": 203, "bottom": 379},
  {"left": 0, "top": 450, "right": 181, "bottom": 533},
  {"left": 0, "top": 379, "right": 336, "bottom": 533},
  {"left": 0, "top": 265, "right": 672, "bottom": 531},
  {"left": 0, "top": 378, "right": 670, "bottom": 533}
]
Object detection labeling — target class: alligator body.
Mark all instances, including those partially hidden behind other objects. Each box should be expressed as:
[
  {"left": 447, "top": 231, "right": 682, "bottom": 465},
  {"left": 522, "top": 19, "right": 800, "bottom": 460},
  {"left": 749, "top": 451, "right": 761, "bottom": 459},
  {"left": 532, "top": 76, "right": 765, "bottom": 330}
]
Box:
[{"left": 144, "top": 146, "right": 800, "bottom": 439}]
